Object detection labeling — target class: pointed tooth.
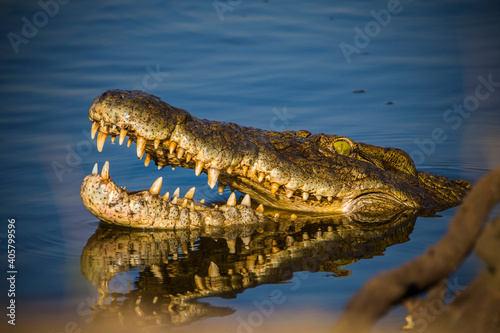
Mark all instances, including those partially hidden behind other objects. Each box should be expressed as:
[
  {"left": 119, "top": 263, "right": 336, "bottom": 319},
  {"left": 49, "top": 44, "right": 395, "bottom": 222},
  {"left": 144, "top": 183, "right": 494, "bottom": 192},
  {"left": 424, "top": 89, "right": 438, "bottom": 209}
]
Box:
[
  {"left": 97, "top": 132, "right": 108, "bottom": 152},
  {"left": 258, "top": 172, "right": 265, "bottom": 183},
  {"left": 241, "top": 194, "right": 251, "bottom": 207},
  {"left": 199, "top": 199, "right": 205, "bottom": 205},
  {"left": 177, "top": 147, "right": 185, "bottom": 159},
  {"left": 242, "top": 165, "right": 249, "bottom": 175},
  {"left": 270, "top": 183, "right": 279, "bottom": 195},
  {"left": 123, "top": 186, "right": 126, "bottom": 191},
  {"left": 119, "top": 129, "right": 128, "bottom": 145},
  {"left": 185, "top": 153, "right": 192, "bottom": 163},
  {"left": 171, "top": 166, "right": 176, "bottom": 170},
  {"left": 217, "top": 183, "right": 225, "bottom": 194},
  {"left": 100, "top": 120, "right": 104, "bottom": 128},
  {"left": 207, "top": 168, "right": 220, "bottom": 189},
  {"left": 195, "top": 161, "right": 204, "bottom": 176},
  {"left": 286, "top": 189, "right": 294, "bottom": 198},
  {"left": 256, "top": 204, "right": 264, "bottom": 213},
  {"left": 274, "top": 213, "right": 280, "bottom": 220},
  {"left": 163, "top": 192, "right": 170, "bottom": 201},
  {"left": 92, "top": 163, "right": 98, "bottom": 174},
  {"left": 227, "top": 192, "right": 237, "bottom": 207},
  {"left": 227, "top": 166, "right": 233, "bottom": 174},
  {"left": 158, "top": 164, "right": 164, "bottom": 170},
  {"left": 144, "top": 153, "right": 151, "bottom": 167},
  {"left": 111, "top": 124, "right": 116, "bottom": 132},
  {"left": 127, "top": 138, "right": 133, "bottom": 147},
  {"left": 136, "top": 137, "right": 146, "bottom": 159},
  {"left": 171, "top": 196, "right": 178, "bottom": 205},
  {"left": 101, "top": 161, "right": 109, "bottom": 179},
  {"left": 91, "top": 122, "right": 99, "bottom": 139},
  {"left": 291, "top": 214, "right": 298, "bottom": 221},
  {"left": 182, "top": 200, "right": 188, "bottom": 208},
  {"left": 149, "top": 177, "right": 163, "bottom": 195},
  {"left": 302, "top": 192, "right": 310, "bottom": 201},
  {"left": 208, "top": 262, "right": 220, "bottom": 278},
  {"left": 111, "top": 135, "right": 116, "bottom": 143},
  {"left": 172, "top": 187, "right": 180, "bottom": 198},
  {"left": 184, "top": 187, "right": 195, "bottom": 200},
  {"left": 154, "top": 139, "right": 160, "bottom": 149},
  {"left": 328, "top": 196, "right": 333, "bottom": 202},
  {"left": 169, "top": 141, "right": 177, "bottom": 155},
  {"left": 316, "top": 195, "right": 322, "bottom": 201},
  {"left": 190, "top": 202, "right": 195, "bottom": 211}
]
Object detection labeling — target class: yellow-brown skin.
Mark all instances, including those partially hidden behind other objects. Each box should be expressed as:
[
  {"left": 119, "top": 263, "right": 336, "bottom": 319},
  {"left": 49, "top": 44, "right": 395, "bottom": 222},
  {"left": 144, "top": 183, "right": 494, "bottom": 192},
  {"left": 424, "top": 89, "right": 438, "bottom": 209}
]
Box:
[{"left": 81, "top": 90, "right": 471, "bottom": 228}]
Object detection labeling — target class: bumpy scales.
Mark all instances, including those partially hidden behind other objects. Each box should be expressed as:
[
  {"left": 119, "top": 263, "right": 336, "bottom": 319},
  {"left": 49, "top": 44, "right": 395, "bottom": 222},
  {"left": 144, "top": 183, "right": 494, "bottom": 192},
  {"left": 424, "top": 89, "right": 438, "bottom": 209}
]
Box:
[{"left": 81, "top": 90, "right": 471, "bottom": 228}]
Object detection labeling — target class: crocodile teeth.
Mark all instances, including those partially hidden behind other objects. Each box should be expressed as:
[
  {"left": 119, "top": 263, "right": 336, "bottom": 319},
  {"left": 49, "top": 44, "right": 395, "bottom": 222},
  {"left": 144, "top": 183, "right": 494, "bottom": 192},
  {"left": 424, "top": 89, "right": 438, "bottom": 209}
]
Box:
[
  {"left": 163, "top": 192, "right": 170, "bottom": 201},
  {"left": 227, "top": 192, "right": 237, "bottom": 207},
  {"left": 154, "top": 139, "right": 160, "bottom": 149},
  {"left": 199, "top": 199, "right": 205, "bottom": 205},
  {"left": 169, "top": 141, "right": 177, "bottom": 155},
  {"left": 177, "top": 147, "right": 185, "bottom": 159},
  {"left": 316, "top": 195, "right": 322, "bottom": 201},
  {"left": 227, "top": 166, "right": 233, "bottom": 174},
  {"left": 172, "top": 187, "right": 180, "bottom": 198},
  {"left": 256, "top": 204, "right": 264, "bottom": 213},
  {"left": 258, "top": 172, "right": 265, "bottom": 183},
  {"left": 328, "top": 196, "right": 333, "bottom": 202},
  {"left": 136, "top": 137, "right": 146, "bottom": 159},
  {"left": 207, "top": 168, "right": 220, "bottom": 189},
  {"left": 218, "top": 183, "right": 225, "bottom": 194},
  {"left": 91, "top": 122, "right": 99, "bottom": 139},
  {"left": 171, "top": 196, "right": 178, "bottom": 205},
  {"left": 271, "top": 183, "right": 279, "bottom": 195},
  {"left": 144, "top": 153, "right": 151, "bottom": 167},
  {"left": 302, "top": 192, "right": 310, "bottom": 201},
  {"left": 208, "top": 262, "right": 220, "bottom": 278},
  {"left": 127, "top": 138, "right": 133, "bottom": 147},
  {"left": 195, "top": 161, "right": 204, "bottom": 176},
  {"left": 184, "top": 187, "right": 195, "bottom": 200},
  {"left": 157, "top": 165, "right": 164, "bottom": 170},
  {"left": 291, "top": 214, "right": 298, "bottom": 221},
  {"left": 97, "top": 132, "right": 108, "bottom": 152},
  {"left": 149, "top": 177, "right": 163, "bottom": 195},
  {"left": 182, "top": 200, "right": 188, "bottom": 208},
  {"left": 286, "top": 189, "right": 294, "bottom": 198},
  {"left": 242, "top": 165, "right": 249, "bottom": 176},
  {"left": 241, "top": 194, "right": 251, "bottom": 207},
  {"left": 101, "top": 161, "right": 109, "bottom": 180},
  {"left": 92, "top": 163, "right": 98, "bottom": 174},
  {"left": 119, "top": 129, "right": 128, "bottom": 145},
  {"left": 185, "top": 153, "right": 192, "bottom": 163},
  {"left": 111, "top": 135, "right": 116, "bottom": 144}
]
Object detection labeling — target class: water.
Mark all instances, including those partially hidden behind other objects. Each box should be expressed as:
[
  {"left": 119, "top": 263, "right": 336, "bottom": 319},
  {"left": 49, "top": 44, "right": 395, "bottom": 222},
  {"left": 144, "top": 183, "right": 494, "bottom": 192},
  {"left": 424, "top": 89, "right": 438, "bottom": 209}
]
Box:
[{"left": 1, "top": 0, "right": 499, "bottom": 332}]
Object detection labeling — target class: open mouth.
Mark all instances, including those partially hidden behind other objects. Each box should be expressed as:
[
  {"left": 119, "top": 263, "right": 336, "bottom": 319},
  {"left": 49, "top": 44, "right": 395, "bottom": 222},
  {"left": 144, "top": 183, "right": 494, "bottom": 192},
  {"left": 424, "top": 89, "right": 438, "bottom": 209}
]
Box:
[{"left": 80, "top": 90, "right": 471, "bottom": 229}]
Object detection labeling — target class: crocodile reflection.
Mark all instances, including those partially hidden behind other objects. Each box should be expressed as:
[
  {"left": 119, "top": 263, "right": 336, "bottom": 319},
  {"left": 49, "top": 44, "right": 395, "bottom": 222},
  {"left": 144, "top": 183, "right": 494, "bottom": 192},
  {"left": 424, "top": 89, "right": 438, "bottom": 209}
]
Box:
[{"left": 81, "top": 212, "right": 417, "bottom": 329}]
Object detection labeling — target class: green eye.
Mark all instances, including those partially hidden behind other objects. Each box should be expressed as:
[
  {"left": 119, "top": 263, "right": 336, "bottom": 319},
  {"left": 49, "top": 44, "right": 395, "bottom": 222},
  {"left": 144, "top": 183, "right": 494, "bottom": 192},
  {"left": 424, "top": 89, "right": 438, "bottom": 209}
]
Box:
[{"left": 333, "top": 140, "right": 352, "bottom": 156}]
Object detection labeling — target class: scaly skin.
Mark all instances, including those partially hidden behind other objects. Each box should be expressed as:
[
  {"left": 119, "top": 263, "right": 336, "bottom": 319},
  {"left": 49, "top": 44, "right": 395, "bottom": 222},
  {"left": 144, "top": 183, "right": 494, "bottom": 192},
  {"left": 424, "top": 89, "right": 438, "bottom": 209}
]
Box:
[{"left": 81, "top": 89, "right": 471, "bottom": 228}]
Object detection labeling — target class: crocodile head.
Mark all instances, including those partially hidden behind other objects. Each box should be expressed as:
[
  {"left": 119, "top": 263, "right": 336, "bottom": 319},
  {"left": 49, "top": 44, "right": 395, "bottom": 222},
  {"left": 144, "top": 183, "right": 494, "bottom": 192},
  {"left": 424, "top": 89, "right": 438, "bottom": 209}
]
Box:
[{"left": 81, "top": 90, "right": 471, "bottom": 226}]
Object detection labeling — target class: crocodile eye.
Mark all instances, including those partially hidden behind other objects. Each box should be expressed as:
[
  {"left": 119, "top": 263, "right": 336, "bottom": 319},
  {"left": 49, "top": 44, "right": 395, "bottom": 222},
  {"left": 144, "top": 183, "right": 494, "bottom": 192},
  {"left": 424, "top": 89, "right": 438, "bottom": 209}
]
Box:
[{"left": 333, "top": 140, "right": 352, "bottom": 156}]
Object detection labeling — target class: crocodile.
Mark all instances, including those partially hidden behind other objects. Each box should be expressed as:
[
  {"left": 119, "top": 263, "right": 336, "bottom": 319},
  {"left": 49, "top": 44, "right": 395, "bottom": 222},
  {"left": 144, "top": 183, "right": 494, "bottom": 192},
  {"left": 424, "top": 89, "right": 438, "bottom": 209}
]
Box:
[
  {"left": 80, "top": 89, "right": 471, "bottom": 228},
  {"left": 81, "top": 212, "right": 417, "bottom": 328}
]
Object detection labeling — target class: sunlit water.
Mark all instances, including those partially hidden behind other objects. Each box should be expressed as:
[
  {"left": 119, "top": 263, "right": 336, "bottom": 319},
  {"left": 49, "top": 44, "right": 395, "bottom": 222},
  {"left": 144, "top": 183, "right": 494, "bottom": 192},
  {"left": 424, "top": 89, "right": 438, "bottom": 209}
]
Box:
[{"left": 1, "top": 0, "right": 499, "bottom": 332}]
